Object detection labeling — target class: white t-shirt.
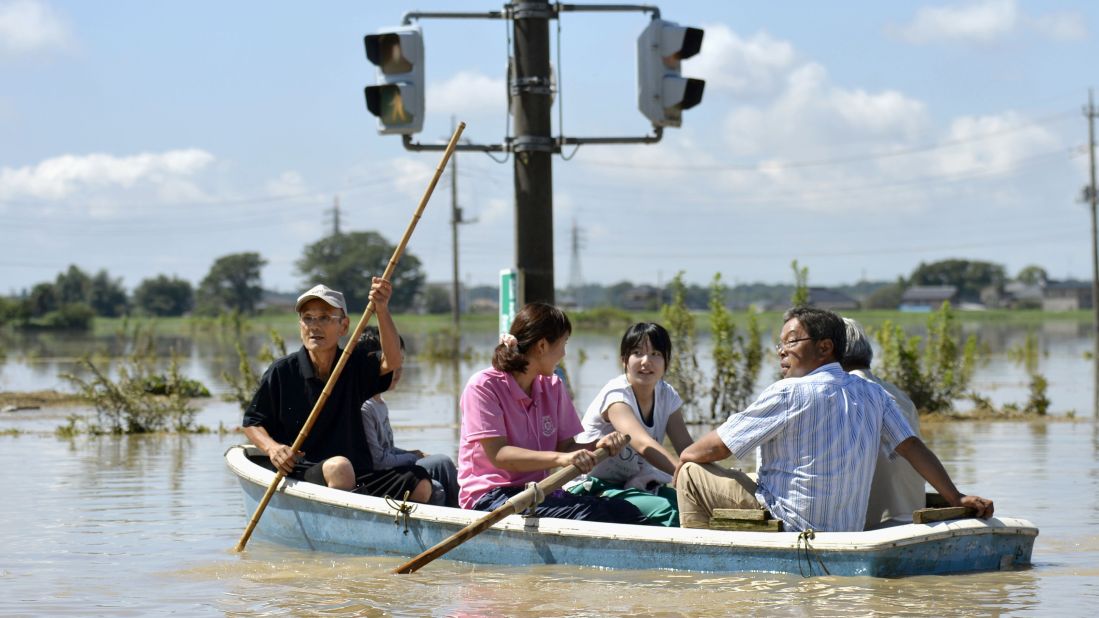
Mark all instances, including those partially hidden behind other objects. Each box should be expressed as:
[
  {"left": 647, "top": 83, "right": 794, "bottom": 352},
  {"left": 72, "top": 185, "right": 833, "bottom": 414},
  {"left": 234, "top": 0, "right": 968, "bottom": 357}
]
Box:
[{"left": 574, "top": 374, "right": 683, "bottom": 484}]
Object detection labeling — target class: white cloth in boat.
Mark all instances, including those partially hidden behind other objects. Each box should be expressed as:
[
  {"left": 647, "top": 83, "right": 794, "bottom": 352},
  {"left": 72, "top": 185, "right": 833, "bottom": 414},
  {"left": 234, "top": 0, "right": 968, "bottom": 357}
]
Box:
[{"left": 851, "top": 368, "right": 925, "bottom": 528}]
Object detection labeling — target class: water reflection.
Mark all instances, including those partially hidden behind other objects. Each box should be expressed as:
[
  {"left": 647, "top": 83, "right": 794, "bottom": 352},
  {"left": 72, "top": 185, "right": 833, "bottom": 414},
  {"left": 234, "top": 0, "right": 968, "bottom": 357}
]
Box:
[{"left": 2, "top": 412, "right": 1098, "bottom": 614}]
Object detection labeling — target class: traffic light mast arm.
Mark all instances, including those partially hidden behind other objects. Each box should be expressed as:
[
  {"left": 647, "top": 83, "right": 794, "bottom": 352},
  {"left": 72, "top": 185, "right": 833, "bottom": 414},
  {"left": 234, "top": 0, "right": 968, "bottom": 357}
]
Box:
[
  {"left": 557, "top": 4, "right": 659, "bottom": 18},
  {"left": 401, "top": 10, "right": 506, "bottom": 26},
  {"left": 402, "top": 130, "right": 663, "bottom": 153}
]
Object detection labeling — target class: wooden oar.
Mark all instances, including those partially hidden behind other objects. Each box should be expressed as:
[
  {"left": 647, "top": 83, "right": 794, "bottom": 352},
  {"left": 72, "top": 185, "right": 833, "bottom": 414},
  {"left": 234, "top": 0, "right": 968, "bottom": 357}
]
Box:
[
  {"left": 393, "top": 441, "right": 621, "bottom": 574},
  {"left": 234, "top": 121, "right": 466, "bottom": 553}
]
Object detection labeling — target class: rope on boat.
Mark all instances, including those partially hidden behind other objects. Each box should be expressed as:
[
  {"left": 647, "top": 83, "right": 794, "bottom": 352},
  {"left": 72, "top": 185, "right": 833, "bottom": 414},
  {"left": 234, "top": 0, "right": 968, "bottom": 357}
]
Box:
[
  {"left": 796, "top": 529, "right": 830, "bottom": 577},
  {"left": 385, "top": 490, "right": 417, "bottom": 535},
  {"left": 520, "top": 481, "right": 546, "bottom": 517}
]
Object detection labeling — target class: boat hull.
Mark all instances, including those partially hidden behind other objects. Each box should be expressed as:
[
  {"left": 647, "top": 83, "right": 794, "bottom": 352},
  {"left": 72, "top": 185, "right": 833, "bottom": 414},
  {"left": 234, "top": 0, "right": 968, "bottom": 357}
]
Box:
[{"left": 227, "top": 445, "right": 1036, "bottom": 577}]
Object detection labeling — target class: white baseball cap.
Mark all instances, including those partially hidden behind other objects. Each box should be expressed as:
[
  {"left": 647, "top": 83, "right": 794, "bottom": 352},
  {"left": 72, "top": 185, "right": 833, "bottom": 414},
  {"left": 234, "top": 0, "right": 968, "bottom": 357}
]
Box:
[{"left": 295, "top": 284, "right": 347, "bottom": 313}]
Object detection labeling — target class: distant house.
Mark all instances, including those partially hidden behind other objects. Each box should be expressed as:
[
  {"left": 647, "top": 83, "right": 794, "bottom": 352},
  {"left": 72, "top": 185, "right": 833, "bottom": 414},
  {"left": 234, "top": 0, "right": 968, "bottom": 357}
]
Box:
[
  {"left": 807, "top": 287, "right": 859, "bottom": 311},
  {"left": 1002, "top": 281, "right": 1044, "bottom": 309},
  {"left": 899, "top": 285, "right": 958, "bottom": 312},
  {"left": 260, "top": 289, "right": 298, "bottom": 312},
  {"left": 1042, "top": 280, "right": 1093, "bottom": 311},
  {"left": 623, "top": 285, "right": 662, "bottom": 311}
]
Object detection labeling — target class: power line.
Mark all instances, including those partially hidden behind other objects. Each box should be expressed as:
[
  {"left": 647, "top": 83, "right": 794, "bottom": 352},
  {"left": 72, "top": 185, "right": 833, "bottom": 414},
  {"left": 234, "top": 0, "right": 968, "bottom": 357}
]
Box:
[{"left": 580, "top": 109, "right": 1079, "bottom": 172}]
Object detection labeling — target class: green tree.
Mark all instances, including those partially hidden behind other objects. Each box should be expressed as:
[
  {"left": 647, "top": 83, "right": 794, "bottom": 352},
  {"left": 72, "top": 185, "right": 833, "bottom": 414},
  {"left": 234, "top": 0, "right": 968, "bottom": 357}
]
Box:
[
  {"left": 790, "top": 260, "right": 809, "bottom": 307},
  {"left": 89, "top": 270, "right": 129, "bottom": 317},
  {"left": 0, "top": 297, "right": 30, "bottom": 326},
  {"left": 1015, "top": 265, "right": 1048, "bottom": 286},
  {"left": 909, "top": 259, "right": 1005, "bottom": 303},
  {"left": 875, "top": 301, "right": 978, "bottom": 413},
  {"left": 197, "top": 252, "right": 266, "bottom": 315},
  {"left": 422, "top": 285, "right": 452, "bottom": 314},
  {"left": 864, "top": 278, "right": 906, "bottom": 310},
  {"left": 134, "top": 275, "right": 195, "bottom": 316},
  {"left": 28, "top": 282, "right": 59, "bottom": 317},
  {"left": 296, "top": 231, "right": 423, "bottom": 313},
  {"left": 708, "top": 273, "right": 763, "bottom": 421},
  {"left": 55, "top": 264, "right": 92, "bottom": 305},
  {"left": 660, "top": 272, "right": 703, "bottom": 422},
  {"left": 43, "top": 302, "right": 95, "bottom": 330}
]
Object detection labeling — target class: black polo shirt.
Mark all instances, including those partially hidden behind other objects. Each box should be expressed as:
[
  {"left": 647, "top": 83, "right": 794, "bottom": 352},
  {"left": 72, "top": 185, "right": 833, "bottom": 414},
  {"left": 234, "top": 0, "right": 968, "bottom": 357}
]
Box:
[{"left": 243, "top": 345, "right": 392, "bottom": 476}]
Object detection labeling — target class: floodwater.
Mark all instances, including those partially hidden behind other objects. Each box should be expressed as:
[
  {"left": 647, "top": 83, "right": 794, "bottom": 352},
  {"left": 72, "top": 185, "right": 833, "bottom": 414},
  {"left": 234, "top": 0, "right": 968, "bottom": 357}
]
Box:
[{"left": 1, "top": 321, "right": 1098, "bottom": 615}]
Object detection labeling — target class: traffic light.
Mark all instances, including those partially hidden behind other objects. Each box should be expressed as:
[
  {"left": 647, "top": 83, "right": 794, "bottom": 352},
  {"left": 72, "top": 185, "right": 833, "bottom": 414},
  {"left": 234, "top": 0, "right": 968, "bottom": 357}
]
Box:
[
  {"left": 637, "top": 19, "right": 705, "bottom": 128},
  {"left": 364, "top": 26, "right": 424, "bottom": 135}
]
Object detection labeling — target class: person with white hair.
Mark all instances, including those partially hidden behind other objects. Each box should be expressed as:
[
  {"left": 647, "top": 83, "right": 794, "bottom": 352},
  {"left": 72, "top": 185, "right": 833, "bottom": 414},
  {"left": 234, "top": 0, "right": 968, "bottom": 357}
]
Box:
[{"left": 841, "top": 317, "right": 926, "bottom": 528}]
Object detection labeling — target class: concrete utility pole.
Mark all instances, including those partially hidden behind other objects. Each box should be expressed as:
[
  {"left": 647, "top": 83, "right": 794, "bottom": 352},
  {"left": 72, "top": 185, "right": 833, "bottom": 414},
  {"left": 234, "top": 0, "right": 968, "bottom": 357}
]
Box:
[
  {"left": 510, "top": 0, "right": 555, "bottom": 304},
  {"left": 1085, "top": 90, "right": 1099, "bottom": 415}
]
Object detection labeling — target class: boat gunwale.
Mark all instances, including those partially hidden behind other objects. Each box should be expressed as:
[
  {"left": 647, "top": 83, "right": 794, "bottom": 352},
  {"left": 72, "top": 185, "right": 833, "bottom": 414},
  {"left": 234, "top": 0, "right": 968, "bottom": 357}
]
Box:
[{"left": 226, "top": 444, "right": 1038, "bottom": 554}]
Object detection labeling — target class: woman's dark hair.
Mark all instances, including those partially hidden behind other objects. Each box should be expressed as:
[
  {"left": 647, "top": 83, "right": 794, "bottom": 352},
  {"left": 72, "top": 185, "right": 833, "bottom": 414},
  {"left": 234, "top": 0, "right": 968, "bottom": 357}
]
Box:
[
  {"left": 359, "top": 325, "right": 406, "bottom": 354},
  {"left": 619, "top": 322, "right": 672, "bottom": 370},
  {"left": 492, "top": 302, "right": 572, "bottom": 373}
]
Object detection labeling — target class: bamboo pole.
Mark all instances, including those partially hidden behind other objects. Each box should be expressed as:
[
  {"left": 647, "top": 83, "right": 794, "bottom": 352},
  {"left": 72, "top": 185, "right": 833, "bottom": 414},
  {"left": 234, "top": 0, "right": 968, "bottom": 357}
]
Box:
[{"left": 234, "top": 121, "right": 466, "bottom": 552}]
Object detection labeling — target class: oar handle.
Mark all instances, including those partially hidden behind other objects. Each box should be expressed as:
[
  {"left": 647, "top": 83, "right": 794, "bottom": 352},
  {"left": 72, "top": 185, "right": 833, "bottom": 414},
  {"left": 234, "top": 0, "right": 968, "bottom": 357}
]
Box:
[{"left": 394, "top": 441, "right": 621, "bottom": 574}]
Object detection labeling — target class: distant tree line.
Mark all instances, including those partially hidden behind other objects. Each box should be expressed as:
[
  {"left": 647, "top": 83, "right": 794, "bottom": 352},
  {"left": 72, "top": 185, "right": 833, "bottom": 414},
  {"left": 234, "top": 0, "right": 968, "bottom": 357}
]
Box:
[
  {"left": 0, "top": 246, "right": 1064, "bottom": 332},
  {"left": 0, "top": 229, "right": 425, "bottom": 330}
]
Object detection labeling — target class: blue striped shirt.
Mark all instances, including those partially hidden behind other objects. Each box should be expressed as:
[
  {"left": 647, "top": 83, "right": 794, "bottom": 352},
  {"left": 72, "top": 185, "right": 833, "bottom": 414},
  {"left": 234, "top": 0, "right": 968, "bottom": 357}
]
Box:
[{"left": 716, "top": 363, "right": 916, "bottom": 532}]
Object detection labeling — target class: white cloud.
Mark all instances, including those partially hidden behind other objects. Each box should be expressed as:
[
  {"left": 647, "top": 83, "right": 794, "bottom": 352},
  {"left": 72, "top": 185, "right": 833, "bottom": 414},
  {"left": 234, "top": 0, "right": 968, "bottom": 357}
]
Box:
[
  {"left": 389, "top": 157, "right": 434, "bottom": 200},
  {"left": 691, "top": 25, "right": 796, "bottom": 98},
  {"left": 427, "top": 70, "right": 507, "bottom": 119},
  {"left": 0, "top": 0, "right": 72, "bottom": 56},
  {"left": 893, "top": 0, "right": 1086, "bottom": 44},
  {"left": 722, "top": 61, "right": 929, "bottom": 159},
  {"left": 931, "top": 111, "right": 1060, "bottom": 176},
  {"left": 0, "top": 149, "right": 215, "bottom": 201},
  {"left": 265, "top": 170, "right": 308, "bottom": 198},
  {"left": 1031, "top": 11, "right": 1087, "bottom": 41},
  {"left": 894, "top": 0, "right": 1018, "bottom": 43}
]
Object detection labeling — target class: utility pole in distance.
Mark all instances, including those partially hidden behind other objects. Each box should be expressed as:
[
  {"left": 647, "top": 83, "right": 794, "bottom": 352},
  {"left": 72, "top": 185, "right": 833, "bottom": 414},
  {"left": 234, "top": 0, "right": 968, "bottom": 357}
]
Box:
[
  {"left": 450, "top": 117, "right": 463, "bottom": 327},
  {"left": 1084, "top": 89, "right": 1099, "bottom": 415}
]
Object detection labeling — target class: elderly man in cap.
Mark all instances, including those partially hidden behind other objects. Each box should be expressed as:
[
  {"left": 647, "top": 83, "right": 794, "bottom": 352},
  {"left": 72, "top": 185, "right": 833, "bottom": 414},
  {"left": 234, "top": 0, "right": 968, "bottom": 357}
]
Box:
[{"left": 243, "top": 277, "right": 433, "bottom": 502}]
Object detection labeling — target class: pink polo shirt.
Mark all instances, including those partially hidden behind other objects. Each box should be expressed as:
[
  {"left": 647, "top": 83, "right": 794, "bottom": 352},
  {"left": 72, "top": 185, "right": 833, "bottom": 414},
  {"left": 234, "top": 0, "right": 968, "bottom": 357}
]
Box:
[{"left": 457, "top": 367, "right": 583, "bottom": 508}]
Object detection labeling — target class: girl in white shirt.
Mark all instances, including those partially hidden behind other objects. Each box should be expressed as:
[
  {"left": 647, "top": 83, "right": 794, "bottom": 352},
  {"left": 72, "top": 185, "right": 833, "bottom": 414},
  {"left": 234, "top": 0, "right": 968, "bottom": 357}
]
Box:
[{"left": 569, "top": 322, "right": 695, "bottom": 526}]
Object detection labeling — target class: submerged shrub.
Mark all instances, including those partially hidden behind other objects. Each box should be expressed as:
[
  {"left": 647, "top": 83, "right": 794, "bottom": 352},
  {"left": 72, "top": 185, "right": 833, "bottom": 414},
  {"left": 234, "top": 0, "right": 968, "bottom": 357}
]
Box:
[
  {"left": 661, "top": 272, "right": 703, "bottom": 422},
  {"left": 63, "top": 354, "right": 201, "bottom": 433},
  {"left": 874, "top": 301, "right": 978, "bottom": 414},
  {"left": 222, "top": 327, "right": 287, "bottom": 410},
  {"left": 708, "top": 273, "right": 763, "bottom": 421}
]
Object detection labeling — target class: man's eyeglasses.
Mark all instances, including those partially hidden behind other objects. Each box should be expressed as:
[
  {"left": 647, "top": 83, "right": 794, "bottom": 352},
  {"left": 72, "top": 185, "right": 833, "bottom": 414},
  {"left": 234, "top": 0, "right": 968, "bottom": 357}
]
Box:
[
  {"left": 774, "top": 336, "right": 814, "bottom": 353},
  {"left": 299, "top": 314, "right": 345, "bottom": 327}
]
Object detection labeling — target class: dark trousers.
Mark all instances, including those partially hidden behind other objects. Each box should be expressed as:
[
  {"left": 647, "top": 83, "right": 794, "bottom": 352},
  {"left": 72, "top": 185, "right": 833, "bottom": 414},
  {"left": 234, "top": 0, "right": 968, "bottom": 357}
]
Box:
[{"left": 472, "top": 486, "right": 647, "bottom": 525}]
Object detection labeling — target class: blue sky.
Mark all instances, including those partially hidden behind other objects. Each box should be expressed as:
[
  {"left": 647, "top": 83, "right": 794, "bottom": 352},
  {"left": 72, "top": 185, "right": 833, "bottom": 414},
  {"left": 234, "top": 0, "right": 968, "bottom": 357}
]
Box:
[{"left": 1, "top": 0, "right": 1095, "bottom": 295}]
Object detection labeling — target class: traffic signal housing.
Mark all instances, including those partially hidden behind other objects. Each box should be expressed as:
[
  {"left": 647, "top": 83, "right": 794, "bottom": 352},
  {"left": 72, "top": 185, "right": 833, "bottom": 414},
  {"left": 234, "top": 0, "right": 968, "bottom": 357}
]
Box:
[
  {"left": 637, "top": 19, "right": 705, "bottom": 128},
  {"left": 364, "top": 26, "right": 424, "bottom": 135}
]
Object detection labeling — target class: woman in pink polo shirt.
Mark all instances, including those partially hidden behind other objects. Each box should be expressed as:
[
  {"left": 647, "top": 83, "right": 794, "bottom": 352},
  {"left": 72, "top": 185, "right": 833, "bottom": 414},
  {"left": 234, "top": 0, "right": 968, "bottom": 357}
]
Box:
[{"left": 457, "top": 302, "right": 647, "bottom": 524}]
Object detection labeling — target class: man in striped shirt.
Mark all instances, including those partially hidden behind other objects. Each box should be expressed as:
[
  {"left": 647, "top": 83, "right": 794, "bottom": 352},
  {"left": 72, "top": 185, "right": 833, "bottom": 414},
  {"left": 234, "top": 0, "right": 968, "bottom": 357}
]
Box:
[{"left": 675, "top": 306, "right": 994, "bottom": 531}]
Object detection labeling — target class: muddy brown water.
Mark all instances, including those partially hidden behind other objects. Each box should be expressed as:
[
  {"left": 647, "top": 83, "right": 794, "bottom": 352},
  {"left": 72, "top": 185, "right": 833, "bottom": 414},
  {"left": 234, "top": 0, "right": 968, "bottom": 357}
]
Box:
[{"left": 1, "top": 325, "right": 1097, "bottom": 615}]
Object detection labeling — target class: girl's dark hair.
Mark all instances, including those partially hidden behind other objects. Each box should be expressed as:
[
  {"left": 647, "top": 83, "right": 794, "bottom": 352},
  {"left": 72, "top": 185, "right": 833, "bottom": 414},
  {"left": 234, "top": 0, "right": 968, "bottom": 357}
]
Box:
[
  {"left": 359, "top": 325, "right": 405, "bottom": 354},
  {"left": 492, "top": 302, "right": 572, "bottom": 373},
  {"left": 619, "top": 322, "right": 672, "bottom": 369}
]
